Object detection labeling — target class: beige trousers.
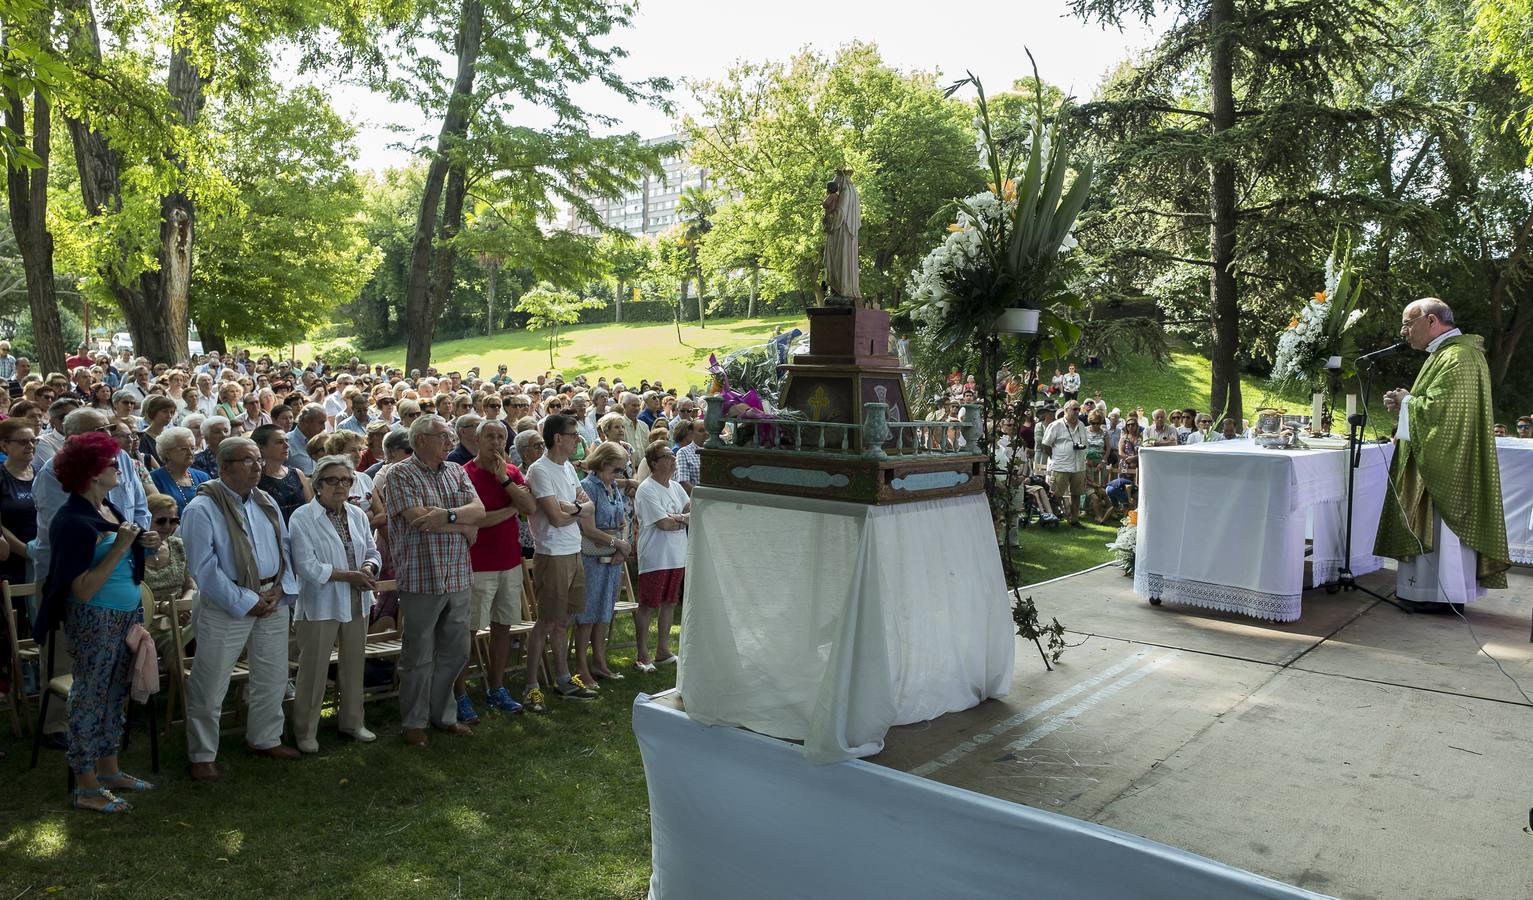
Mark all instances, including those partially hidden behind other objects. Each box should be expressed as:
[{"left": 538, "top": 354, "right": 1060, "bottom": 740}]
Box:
[{"left": 292, "top": 598, "right": 367, "bottom": 743}]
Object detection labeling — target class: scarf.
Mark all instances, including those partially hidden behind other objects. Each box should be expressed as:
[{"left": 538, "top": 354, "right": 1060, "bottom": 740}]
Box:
[{"left": 197, "top": 481, "right": 285, "bottom": 590}]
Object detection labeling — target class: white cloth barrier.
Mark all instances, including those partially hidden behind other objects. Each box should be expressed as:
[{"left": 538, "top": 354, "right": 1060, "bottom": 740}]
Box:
[
  {"left": 634, "top": 693, "right": 1328, "bottom": 900},
  {"left": 1134, "top": 441, "right": 1392, "bottom": 621},
  {"left": 677, "top": 486, "right": 1014, "bottom": 763},
  {"left": 1495, "top": 437, "right": 1533, "bottom": 565}
]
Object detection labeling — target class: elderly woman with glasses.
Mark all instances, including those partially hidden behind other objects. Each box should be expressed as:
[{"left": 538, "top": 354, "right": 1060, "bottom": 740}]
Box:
[
  {"left": 0, "top": 417, "right": 38, "bottom": 586},
  {"left": 143, "top": 493, "right": 194, "bottom": 657},
  {"left": 110, "top": 389, "right": 141, "bottom": 429},
  {"left": 151, "top": 426, "right": 211, "bottom": 514},
  {"left": 290, "top": 455, "right": 381, "bottom": 752}
]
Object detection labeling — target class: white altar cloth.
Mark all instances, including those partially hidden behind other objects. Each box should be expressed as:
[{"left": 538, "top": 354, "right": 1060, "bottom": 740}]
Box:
[
  {"left": 1134, "top": 440, "right": 1393, "bottom": 621},
  {"left": 634, "top": 692, "right": 1327, "bottom": 900},
  {"left": 677, "top": 486, "right": 1014, "bottom": 763},
  {"left": 1495, "top": 437, "right": 1533, "bottom": 565}
]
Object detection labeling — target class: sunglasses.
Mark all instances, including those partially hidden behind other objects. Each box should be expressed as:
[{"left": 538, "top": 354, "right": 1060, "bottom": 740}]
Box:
[
  {"left": 154, "top": 516, "right": 180, "bottom": 525},
  {"left": 319, "top": 476, "right": 355, "bottom": 487}
]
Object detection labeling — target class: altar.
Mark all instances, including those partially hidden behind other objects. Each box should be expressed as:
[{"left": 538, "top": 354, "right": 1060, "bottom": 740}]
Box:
[
  {"left": 1495, "top": 437, "right": 1533, "bottom": 565},
  {"left": 1134, "top": 440, "right": 1394, "bottom": 621}
]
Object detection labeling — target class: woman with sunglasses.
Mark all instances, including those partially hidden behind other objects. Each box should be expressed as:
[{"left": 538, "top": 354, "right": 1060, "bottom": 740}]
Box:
[
  {"left": 142, "top": 494, "right": 194, "bottom": 656},
  {"left": 290, "top": 455, "right": 381, "bottom": 752},
  {"left": 0, "top": 417, "right": 38, "bottom": 586}
]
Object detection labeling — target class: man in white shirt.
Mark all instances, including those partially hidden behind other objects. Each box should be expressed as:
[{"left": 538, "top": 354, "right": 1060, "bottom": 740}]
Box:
[
  {"left": 1039, "top": 400, "right": 1089, "bottom": 527},
  {"left": 323, "top": 375, "right": 353, "bottom": 429},
  {"left": 34, "top": 398, "right": 80, "bottom": 467},
  {"left": 635, "top": 442, "right": 690, "bottom": 669},
  {"left": 523, "top": 413, "right": 599, "bottom": 709},
  {"left": 1143, "top": 409, "right": 1180, "bottom": 447}
]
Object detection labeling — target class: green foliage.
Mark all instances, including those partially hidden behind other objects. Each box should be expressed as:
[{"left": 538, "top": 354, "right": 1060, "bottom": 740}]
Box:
[
  {"left": 314, "top": 338, "right": 363, "bottom": 369},
  {"left": 685, "top": 42, "right": 982, "bottom": 305},
  {"left": 188, "top": 83, "right": 378, "bottom": 346},
  {"left": 514, "top": 281, "right": 604, "bottom": 366},
  {"left": 1475, "top": 0, "right": 1533, "bottom": 157}
]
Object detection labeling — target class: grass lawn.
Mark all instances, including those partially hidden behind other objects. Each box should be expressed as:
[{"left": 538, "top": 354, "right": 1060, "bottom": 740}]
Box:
[
  {"left": 0, "top": 619, "right": 676, "bottom": 900},
  {"left": 1011, "top": 517, "right": 1124, "bottom": 587},
  {"left": 299, "top": 315, "right": 808, "bottom": 394}
]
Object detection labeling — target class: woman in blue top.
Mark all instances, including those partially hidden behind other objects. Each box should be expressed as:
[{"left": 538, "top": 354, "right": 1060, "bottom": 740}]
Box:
[
  {"left": 575, "top": 441, "right": 634, "bottom": 685},
  {"left": 150, "top": 426, "right": 210, "bottom": 514},
  {"left": 45, "top": 432, "right": 152, "bottom": 813}
]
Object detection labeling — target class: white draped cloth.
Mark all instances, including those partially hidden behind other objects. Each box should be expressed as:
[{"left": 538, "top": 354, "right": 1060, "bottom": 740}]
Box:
[
  {"left": 678, "top": 487, "right": 1014, "bottom": 763},
  {"left": 1495, "top": 437, "right": 1533, "bottom": 566},
  {"left": 1134, "top": 441, "right": 1393, "bottom": 622}
]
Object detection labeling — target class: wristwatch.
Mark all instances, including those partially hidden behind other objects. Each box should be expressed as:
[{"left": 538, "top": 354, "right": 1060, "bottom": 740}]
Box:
[
  {"left": 446, "top": 509, "right": 458, "bottom": 525},
  {"left": 500, "top": 477, "right": 513, "bottom": 488}
]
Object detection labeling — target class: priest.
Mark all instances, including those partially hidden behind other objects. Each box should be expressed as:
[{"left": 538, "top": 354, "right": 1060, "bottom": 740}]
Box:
[{"left": 1377, "top": 298, "right": 1510, "bottom": 612}]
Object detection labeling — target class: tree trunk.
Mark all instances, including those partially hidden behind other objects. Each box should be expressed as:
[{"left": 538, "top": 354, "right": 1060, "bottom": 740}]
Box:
[
  {"left": 485, "top": 260, "right": 498, "bottom": 335},
  {"left": 1487, "top": 205, "right": 1533, "bottom": 389},
  {"left": 749, "top": 266, "right": 759, "bottom": 318},
  {"left": 1207, "top": 0, "right": 1242, "bottom": 424},
  {"left": 3, "top": 76, "right": 66, "bottom": 375},
  {"left": 676, "top": 278, "right": 686, "bottom": 344},
  {"left": 159, "top": 33, "right": 205, "bottom": 362},
  {"left": 195, "top": 318, "right": 227, "bottom": 354},
  {"left": 615, "top": 278, "right": 624, "bottom": 323},
  {"left": 403, "top": 0, "right": 483, "bottom": 375},
  {"left": 696, "top": 272, "right": 707, "bottom": 328}
]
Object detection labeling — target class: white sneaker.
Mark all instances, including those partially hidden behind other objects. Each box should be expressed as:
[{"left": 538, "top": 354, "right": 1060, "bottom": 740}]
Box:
[
  {"left": 343, "top": 726, "right": 377, "bottom": 743},
  {"left": 297, "top": 738, "right": 320, "bottom": 754}
]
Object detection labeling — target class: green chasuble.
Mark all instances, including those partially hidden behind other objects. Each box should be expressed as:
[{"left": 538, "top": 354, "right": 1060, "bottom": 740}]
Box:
[{"left": 1374, "top": 334, "right": 1509, "bottom": 589}]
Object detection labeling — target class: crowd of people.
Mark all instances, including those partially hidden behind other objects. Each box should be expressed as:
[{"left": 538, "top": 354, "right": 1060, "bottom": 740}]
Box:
[{"left": 0, "top": 343, "right": 706, "bottom": 813}]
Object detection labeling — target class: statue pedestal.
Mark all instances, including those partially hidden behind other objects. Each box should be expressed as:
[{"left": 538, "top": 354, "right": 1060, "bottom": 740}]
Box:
[{"left": 781, "top": 308, "right": 910, "bottom": 452}]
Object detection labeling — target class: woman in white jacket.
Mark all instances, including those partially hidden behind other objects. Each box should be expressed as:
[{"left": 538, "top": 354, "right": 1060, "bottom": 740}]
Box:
[{"left": 290, "top": 455, "right": 382, "bottom": 753}]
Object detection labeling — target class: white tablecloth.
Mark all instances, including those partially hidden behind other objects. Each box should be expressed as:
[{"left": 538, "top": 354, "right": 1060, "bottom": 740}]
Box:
[
  {"left": 1495, "top": 438, "right": 1533, "bottom": 565},
  {"left": 1133, "top": 440, "right": 1393, "bottom": 621},
  {"left": 677, "top": 487, "right": 1015, "bottom": 763}
]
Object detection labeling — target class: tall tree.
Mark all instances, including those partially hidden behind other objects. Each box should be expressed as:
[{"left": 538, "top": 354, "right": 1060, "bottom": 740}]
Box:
[
  {"left": 1, "top": 0, "right": 66, "bottom": 373},
  {"left": 685, "top": 42, "right": 981, "bottom": 307},
  {"left": 1070, "top": 0, "right": 1401, "bottom": 423},
  {"left": 677, "top": 185, "right": 715, "bottom": 327},
  {"left": 386, "top": 0, "right": 670, "bottom": 374},
  {"left": 514, "top": 282, "right": 602, "bottom": 368}
]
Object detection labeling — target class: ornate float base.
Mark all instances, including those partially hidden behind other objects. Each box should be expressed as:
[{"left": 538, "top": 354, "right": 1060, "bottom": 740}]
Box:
[{"left": 700, "top": 448, "right": 983, "bottom": 505}]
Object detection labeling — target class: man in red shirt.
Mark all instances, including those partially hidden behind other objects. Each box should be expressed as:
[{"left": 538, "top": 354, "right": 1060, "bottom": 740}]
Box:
[
  {"left": 65, "top": 343, "right": 94, "bottom": 372},
  {"left": 458, "top": 418, "right": 536, "bottom": 716}
]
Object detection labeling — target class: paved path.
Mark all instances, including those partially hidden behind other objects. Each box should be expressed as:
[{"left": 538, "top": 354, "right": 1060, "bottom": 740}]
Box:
[{"left": 872, "top": 565, "right": 1533, "bottom": 900}]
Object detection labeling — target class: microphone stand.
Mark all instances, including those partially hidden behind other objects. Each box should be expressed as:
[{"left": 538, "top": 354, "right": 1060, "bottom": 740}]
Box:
[{"left": 1328, "top": 360, "right": 1409, "bottom": 613}]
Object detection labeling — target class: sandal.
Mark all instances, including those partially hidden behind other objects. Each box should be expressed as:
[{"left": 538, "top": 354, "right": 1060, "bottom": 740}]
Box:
[
  {"left": 71, "top": 786, "right": 131, "bottom": 814},
  {"left": 634, "top": 660, "right": 657, "bottom": 674},
  {"left": 593, "top": 669, "right": 625, "bottom": 681},
  {"left": 99, "top": 771, "right": 155, "bottom": 792}
]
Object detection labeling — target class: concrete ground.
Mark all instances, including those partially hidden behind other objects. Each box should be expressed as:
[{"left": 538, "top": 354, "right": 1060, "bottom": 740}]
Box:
[{"left": 871, "top": 565, "right": 1533, "bottom": 900}]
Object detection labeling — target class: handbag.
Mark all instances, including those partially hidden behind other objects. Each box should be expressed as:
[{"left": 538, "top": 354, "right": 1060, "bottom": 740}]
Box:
[{"left": 582, "top": 527, "right": 622, "bottom": 557}]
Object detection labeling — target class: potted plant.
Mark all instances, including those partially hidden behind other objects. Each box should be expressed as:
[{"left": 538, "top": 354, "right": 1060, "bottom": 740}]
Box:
[{"left": 905, "top": 64, "right": 1093, "bottom": 348}]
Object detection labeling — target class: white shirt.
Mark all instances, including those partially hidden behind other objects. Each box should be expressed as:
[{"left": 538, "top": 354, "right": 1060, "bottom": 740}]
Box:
[
  {"left": 527, "top": 456, "right": 581, "bottom": 555},
  {"left": 323, "top": 391, "right": 347, "bottom": 426},
  {"left": 1061, "top": 372, "right": 1081, "bottom": 392},
  {"left": 1041, "top": 418, "right": 1088, "bottom": 474},
  {"left": 636, "top": 477, "right": 689, "bottom": 573},
  {"left": 1397, "top": 328, "right": 1462, "bottom": 443}
]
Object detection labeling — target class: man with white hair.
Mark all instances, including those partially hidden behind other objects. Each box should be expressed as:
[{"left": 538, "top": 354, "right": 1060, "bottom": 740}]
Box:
[
  {"left": 34, "top": 397, "right": 81, "bottom": 467},
  {"left": 323, "top": 374, "right": 353, "bottom": 429},
  {"left": 286, "top": 404, "right": 327, "bottom": 477},
  {"left": 638, "top": 390, "right": 662, "bottom": 429},
  {"left": 194, "top": 416, "right": 231, "bottom": 477},
  {"left": 384, "top": 414, "right": 486, "bottom": 746},
  {"left": 183, "top": 436, "right": 303, "bottom": 779},
  {"left": 447, "top": 413, "right": 481, "bottom": 465},
  {"left": 1378, "top": 298, "right": 1510, "bottom": 611},
  {"left": 619, "top": 391, "right": 643, "bottom": 450}
]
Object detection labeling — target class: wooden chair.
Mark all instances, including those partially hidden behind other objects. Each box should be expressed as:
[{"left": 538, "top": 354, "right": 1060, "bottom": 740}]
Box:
[
  {"left": 164, "top": 589, "right": 250, "bottom": 737},
  {"left": 358, "top": 579, "right": 405, "bottom": 704},
  {"left": 2, "top": 581, "right": 38, "bottom": 736}
]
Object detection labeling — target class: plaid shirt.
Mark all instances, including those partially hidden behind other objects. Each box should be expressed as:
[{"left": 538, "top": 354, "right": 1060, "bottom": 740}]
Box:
[
  {"left": 675, "top": 442, "right": 702, "bottom": 487},
  {"left": 383, "top": 455, "right": 478, "bottom": 594}
]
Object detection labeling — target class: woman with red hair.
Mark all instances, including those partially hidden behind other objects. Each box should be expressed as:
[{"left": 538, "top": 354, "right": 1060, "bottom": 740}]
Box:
[{"left": 40, "top": 432, "right": 150, "bottom": 813}]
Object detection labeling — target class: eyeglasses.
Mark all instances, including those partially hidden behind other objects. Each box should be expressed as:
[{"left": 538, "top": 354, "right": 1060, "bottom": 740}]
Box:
[
  {"left": 6, "top": 438, "right": 37, "bottom": 446},
  {"left": 319, "top": 476, "right": 355, "bottom": 487},
  {"left": 1399, "top": 313, "right": 1432, "bottom": 333},
  {"left": 233, "top": 456, "right": 263, "bottom": 466},
  {"left": 106, "top": 460, "right": 120, "bottom": 471},
  {"left": 154, "top": 516, "right": 180, "bottom": 526}
]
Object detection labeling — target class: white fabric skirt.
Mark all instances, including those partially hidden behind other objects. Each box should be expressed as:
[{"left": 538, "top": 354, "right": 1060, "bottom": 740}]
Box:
[{"left": 1395, "top": 512, "right": 1486, "bottom": 604}]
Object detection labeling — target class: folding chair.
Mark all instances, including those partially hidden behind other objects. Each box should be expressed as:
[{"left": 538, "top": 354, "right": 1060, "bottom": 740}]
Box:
[
  {"left": 163, "top": 589, "right": 250, "bottom": 737},
  {"left": 2, "top": 581, "right": 38, "bottom": 736}
]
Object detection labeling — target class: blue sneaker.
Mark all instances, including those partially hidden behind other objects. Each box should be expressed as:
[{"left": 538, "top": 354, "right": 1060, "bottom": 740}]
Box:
[
  {"left": 486, "top": 687, "right": 523, "bottom": 714},
  {"left": 456, "top": 693, "right": 481, "bottom": 726}
]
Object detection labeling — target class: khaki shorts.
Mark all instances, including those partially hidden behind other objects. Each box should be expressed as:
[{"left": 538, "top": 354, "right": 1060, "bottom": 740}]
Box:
[
  {"left": 1049, "top": 469, "right": 1088, "bottom": 505},
  {"left": 531, "top": 552, "right": 586, "bottom": 622},
  {"left": 470, "top": 565, "right": 525, "bottom": 630}
]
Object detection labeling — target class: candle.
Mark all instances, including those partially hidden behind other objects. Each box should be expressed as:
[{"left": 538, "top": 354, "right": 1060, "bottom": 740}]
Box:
[{"left": 1311, "top": 391, "right": 1324, "bottom": 435}]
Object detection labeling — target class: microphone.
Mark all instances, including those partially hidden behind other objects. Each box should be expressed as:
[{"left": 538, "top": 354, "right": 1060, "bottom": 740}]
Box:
[{"left": 1355, "top": 342, "right": 1405, "bottom": 365}]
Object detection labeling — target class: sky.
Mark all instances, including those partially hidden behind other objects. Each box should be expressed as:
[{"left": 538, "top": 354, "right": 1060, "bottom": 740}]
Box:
[{"left": 324, "top": 0, "right": 1169, "bottom": 173}]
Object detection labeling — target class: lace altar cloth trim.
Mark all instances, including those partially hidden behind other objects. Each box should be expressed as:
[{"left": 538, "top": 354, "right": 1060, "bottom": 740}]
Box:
[
  {"left": 1309, "top": 554, "right": 1388, "bottom": 589},
  {"left": 1135, "top": 571, "right": 1301, "bottom": 622},
  {"left": 1509, "top": 544, "right": 1533, "bottom": 566}
]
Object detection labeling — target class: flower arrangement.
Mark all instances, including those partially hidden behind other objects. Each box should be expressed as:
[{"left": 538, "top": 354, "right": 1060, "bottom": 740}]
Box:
[
  {"left": 904, "top": 66, "right": 1093, "bottom": 352},
  {"left": 1270, "top": 237, "right": 1365, "bottom": 394},
  {"left": 1106, "top": 519, "right": 1137, "bottom": 577}
]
